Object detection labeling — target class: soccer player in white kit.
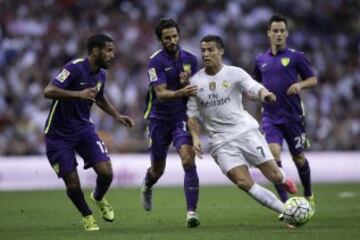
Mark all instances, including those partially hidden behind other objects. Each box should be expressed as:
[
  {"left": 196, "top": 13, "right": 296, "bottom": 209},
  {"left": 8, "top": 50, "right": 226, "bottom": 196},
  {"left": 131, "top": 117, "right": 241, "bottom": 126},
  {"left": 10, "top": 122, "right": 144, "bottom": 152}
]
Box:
[{"left": 187, "top": 35, "right": 297, "bottom": 221}]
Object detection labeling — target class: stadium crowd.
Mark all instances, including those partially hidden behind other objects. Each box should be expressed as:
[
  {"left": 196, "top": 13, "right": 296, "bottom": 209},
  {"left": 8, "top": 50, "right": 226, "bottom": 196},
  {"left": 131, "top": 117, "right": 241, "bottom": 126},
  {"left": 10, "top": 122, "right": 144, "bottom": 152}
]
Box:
[{"left": 0, "top": 0, "right": 359, "bottom": 155}]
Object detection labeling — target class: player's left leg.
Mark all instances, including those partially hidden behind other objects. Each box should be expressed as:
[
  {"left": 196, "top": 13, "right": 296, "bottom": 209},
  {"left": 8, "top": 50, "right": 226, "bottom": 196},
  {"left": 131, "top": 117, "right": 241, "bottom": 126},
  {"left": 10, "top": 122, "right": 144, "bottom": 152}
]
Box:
[
  {"left": 283, "top": 122, "right": 314, "bottom": 211},
  {"left": 226, "top": 165, "right": 284, "bottom": 214},
  {"left": 76, "top": 132, "right": 114, "bottom": 222},
  {"left": 178, "top": 144, "right": 199, "bottom": 228},
  {"left": 91, "top": 161, "right": 115, "bottom": 222},
  {"left": 174, "top": 121, "right": 199, "bottom": 228}
]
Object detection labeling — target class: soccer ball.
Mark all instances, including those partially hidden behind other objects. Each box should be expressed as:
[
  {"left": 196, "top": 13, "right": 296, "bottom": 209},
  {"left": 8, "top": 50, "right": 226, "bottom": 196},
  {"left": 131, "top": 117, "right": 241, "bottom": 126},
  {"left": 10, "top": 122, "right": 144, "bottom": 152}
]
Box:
[{"left": 283, "top": 197, "right": 312, "bottom": 227}]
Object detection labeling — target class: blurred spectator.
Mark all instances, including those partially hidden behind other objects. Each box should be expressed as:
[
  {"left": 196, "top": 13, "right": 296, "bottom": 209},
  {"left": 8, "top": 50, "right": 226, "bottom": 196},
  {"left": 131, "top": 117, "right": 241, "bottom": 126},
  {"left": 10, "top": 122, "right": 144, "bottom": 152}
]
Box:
[{"left": 0, "top": 0, "right": 359, "bottom": 155}]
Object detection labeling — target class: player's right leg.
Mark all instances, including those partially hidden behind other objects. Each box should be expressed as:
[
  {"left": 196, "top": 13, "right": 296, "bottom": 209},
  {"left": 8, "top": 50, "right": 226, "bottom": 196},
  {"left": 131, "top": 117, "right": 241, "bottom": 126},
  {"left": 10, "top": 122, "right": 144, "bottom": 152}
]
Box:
[
  {"left": 63, "top": 171, "right": 99, "bottom": 231},
  {"left": 142, "top": 120, "right": 171, "bottom": 211},
  {"left": 45, "top": 136, "right": 98, "bottom": 231}
]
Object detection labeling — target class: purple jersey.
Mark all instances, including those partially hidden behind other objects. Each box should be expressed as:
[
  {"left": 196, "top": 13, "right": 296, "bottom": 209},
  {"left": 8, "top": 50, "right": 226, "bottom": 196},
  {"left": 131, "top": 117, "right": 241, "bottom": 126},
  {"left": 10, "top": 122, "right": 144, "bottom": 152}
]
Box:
[
  {"left": 252, "top": 48, "right": 315, "bottom": 124},
  {"left": 44, "top": 58, "right": 106, "bottom": 138},
  {"left": 144, "top": 49, "right": 198, "bottom": 121}
]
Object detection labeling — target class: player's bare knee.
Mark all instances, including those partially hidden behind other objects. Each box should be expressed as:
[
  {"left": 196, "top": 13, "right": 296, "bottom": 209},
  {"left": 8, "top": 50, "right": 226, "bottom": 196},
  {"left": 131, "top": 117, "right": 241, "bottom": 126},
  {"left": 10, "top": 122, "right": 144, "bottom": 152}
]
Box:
[
  {"left": 292, "top": 154, "right": 305, "bottom": 166},
  {"left": 151, "top": 168, "right": 165, "bottom": 178},
  {"left": 235, "top": 179, "right": 252, "bottom": 191},
  {"left": 181, "top": 155, "right": 195, "bottom": 169}
]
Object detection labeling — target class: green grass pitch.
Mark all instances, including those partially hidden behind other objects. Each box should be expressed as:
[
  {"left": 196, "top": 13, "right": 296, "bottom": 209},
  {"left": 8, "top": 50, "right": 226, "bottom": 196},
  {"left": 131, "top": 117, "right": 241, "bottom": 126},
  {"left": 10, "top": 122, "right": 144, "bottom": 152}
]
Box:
[{"left": 1, "top": 183, "right": 359, "bottom": 240}]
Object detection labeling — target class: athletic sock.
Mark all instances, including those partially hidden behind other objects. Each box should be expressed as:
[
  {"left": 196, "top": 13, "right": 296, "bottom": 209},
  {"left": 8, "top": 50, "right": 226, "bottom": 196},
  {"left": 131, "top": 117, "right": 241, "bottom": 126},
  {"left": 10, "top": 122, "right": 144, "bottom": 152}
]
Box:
[
  {"left": 93, "top": 174, "right": 112, "bottom": 201},
  {"left": 296, "top": 159, "right": 312, "bottom": 197},
  {"left": 184, "top": 165, "right": 199, "bottom": 211},
  {"left": 144, "top": 168, "right": 158, "bottom": 189},
  {"left": 66, "top": 188, "right": 92, "bottom": 217},
  {"left": 248, "top": 183, "right": 284, "bottom": 213}
]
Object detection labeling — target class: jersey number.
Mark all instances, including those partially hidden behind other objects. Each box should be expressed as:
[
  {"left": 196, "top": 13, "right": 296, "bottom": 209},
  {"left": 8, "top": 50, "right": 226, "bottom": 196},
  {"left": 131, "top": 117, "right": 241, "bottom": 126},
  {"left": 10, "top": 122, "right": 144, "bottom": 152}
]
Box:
[
  {"left": 294, "top": 133, "right": 306, "bottom": 149},
  {"left": 96, "top": 141, "right": 108, "bottom": 154},
  {"left": 256, "top": 146, "right": 265, "bottom": 157}
]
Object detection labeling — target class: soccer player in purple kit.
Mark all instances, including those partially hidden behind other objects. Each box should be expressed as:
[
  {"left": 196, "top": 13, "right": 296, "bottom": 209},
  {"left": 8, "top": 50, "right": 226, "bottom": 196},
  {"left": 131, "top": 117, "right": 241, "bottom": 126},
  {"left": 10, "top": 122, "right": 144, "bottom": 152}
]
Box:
[
  {"left": 252, "top": 14, "right": 318, "bottom": 213},
  {"left": 44, "top": 34, "right": 134, "bottom": 231},
  {"left": 141, "top": 18, "right": 200, "bottom": 228}
]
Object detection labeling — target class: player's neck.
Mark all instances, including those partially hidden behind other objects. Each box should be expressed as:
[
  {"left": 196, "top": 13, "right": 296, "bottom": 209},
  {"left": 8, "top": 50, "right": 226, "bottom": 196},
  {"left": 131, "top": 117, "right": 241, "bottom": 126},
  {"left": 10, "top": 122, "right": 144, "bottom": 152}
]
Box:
[
  {"left": 205, "top": 63, "right": 223, "bottom": 76},
  {"left": 271, "top": 45, "right": 286, "bottom": 55},
  {"left": 88, "top": 56, "right": 101, "bottom": 73}
]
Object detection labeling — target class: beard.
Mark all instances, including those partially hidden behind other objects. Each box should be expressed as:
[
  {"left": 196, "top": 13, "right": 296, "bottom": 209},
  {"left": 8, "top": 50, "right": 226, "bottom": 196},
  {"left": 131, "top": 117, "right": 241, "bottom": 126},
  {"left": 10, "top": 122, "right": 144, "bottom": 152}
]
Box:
[{"left": 164, "top": 44, "right": 179, "bottom": 56}]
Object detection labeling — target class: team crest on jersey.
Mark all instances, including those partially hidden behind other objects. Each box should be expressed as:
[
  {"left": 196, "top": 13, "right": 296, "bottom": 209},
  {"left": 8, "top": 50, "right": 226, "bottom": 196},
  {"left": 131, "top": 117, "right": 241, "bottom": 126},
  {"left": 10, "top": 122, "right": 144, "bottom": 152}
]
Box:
[
  {"left": 148, "top": 68, "right": 158, "bottom": 82},
  {"left": 209, "top": 81, "right": 216, "bottom": 91},
  {"left": 55, "top": 69, "right": 70, "bottom": 83},
  {"left": 183, "top": 64, "right": 191, "bottom": 73},
  {"left": 96, "top": 81, "right": 102, "bottom": 91},
  {"left": 222, "top": 80, "right": 229, "bottom": 89},
  {"left": 281, "top": 58, "right": 290, "bottom": 67}
]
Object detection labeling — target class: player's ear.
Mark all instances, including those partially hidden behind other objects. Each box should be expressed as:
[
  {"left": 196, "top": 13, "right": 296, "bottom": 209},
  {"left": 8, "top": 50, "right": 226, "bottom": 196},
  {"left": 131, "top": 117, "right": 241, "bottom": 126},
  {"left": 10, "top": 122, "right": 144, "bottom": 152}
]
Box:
[
  {"left": 92, "top": 47, "right": 100, "bottom": 56},
  {"left": 267, "top": 29, "right": 271, "bottom": 38}
]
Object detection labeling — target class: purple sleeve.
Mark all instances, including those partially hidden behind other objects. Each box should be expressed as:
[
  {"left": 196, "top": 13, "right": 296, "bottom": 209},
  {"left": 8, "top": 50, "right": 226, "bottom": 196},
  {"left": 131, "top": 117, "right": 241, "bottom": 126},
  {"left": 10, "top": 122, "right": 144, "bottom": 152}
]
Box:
[
  {"left": 190, "top": 55, "right": 198, "bottom": 76},
  {"left": 148, "top": 58, "right": 166, "bottom": 87},
  {"left": 251, "top": 57, "right": 262, "bottom": 82},
  {"left": 51, "top": 64, "right": 78, "bottom": 89},
  {"left": 296, "top": 52, "right": 315, "bottom": 80}
]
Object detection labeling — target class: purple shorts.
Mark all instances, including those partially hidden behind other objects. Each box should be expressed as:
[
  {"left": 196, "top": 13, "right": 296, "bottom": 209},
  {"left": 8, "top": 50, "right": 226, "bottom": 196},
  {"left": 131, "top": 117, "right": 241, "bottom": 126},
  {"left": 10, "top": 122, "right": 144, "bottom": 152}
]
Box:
[
  {"left": 148, "top": 119, "right": 192, "bottom": 161},
  {"left": 262, "top": 120, "right": 309, "bottom": 155},
  {"left": 45, "top": 130, "right": 110, "bottom": 178}
]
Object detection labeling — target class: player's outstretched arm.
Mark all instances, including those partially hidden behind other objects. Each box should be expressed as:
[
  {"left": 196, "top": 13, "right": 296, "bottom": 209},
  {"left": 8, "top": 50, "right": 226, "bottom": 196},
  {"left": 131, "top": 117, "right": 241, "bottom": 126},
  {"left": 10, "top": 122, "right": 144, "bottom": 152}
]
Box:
[
  {"left": 44, "top": 83, "right": 97, "bottom": 101},
  {"left": 187, "top": 117, "right": 203, "bottom": 159},
  {"left": 96, "top": 95, "right": 134, "bottom": 128},
  {"left": 287, "top": 76, "right": 318, "bottom": 95},
  {"left": 154, "top": 84, "right": 198, "bottom": 102}
]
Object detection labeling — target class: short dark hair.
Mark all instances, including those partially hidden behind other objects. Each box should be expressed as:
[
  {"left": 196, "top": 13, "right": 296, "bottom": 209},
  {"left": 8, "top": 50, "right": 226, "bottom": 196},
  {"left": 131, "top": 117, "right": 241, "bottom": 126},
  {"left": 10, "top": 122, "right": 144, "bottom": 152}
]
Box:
[
  {"left": 155, "top": 18, "right": 180, "bottom": 40},
  {"left": 268, "top": 14, "right": 288, "bottom": 29},
  {"left": 200, "top": 35, "right": 225, "bottom": 50},
  {"left": 87, "top": 34, "right": 113, "bottom": 54}
]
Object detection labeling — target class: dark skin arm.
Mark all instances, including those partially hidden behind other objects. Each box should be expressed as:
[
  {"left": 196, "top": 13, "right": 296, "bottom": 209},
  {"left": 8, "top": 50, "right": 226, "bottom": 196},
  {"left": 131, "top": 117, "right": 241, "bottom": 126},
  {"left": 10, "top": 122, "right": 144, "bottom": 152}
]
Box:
[
  {"left": 44, "top": 82, "right": 98, "bottom": 102},
  {"left": 44, "top": 82, "right": 134, "bottom": 128},
  {"left": 96, "top": 95, "right": 134, "bottom": 128}
]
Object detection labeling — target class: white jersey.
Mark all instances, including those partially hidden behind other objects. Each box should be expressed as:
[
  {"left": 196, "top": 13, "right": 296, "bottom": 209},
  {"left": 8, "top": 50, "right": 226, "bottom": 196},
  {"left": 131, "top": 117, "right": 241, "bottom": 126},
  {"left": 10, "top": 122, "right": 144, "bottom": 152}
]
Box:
[{"left": 187, "top": 64, "right": 264, "bottom": 150}]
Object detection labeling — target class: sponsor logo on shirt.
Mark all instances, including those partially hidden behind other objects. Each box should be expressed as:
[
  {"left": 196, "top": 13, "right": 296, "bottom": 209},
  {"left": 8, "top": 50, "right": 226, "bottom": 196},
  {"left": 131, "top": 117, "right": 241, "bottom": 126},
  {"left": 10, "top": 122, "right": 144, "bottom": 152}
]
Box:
[
  {"left": 164, "top": 67, "right": 172, "bottom": 71},
  {"left": 209, "top": 81, "right": 216, "bottom": 91},
  {"left": 200, "top": 96, "right": 231, "bottom": 109},
  {"left": 281, "top": 58, "right": 290, "bottom": 67},
  {"left": 55, "top": 69, "right": 70, "bottom": 83},
  {"left": 80, "top": 82, "right": 86, "bottom": 86},
  {"left": 261, "top": 63, "right": 268, "bottom": 68},
  {"left": 148, "top": 68, "right": 158, "bottom": 82}
]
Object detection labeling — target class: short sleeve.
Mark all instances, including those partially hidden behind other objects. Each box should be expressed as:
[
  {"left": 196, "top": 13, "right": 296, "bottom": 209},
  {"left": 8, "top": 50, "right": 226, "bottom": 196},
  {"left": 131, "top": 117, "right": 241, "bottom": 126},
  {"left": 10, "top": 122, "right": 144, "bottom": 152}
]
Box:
[
  {"left": 51, "top": 64, "right": 78, "bottom": 89},
  {"left": 296, "top": 52, "right": 315, "bottom": 80},
  {"left": 148, "top": 59, "right": 166, "bottom": 87},
  {"left": 252, "top": 60, "right": 262, "bottom": 82}
]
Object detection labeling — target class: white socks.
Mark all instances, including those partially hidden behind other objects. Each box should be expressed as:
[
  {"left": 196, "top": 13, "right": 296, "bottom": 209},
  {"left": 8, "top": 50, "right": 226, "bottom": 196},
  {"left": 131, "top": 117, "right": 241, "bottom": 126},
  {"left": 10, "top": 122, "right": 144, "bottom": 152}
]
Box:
[{"left": 248, "top": 183, "right": 284, "bottom": 213}]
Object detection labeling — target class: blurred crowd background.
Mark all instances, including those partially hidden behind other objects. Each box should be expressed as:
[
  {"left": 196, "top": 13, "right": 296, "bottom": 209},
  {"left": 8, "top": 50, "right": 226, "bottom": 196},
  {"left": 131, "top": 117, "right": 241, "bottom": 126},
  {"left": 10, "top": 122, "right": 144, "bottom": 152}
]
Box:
[{"left": 0, "top": 0, "right": 359, "bottom": 155}]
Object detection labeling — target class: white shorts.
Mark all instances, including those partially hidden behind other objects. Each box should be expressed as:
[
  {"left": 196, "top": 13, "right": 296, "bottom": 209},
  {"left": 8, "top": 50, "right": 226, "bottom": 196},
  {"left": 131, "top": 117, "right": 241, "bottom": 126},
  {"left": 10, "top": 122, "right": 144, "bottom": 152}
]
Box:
[{"left": 210, "top": 129, "right": 274, "bottom": 174}]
